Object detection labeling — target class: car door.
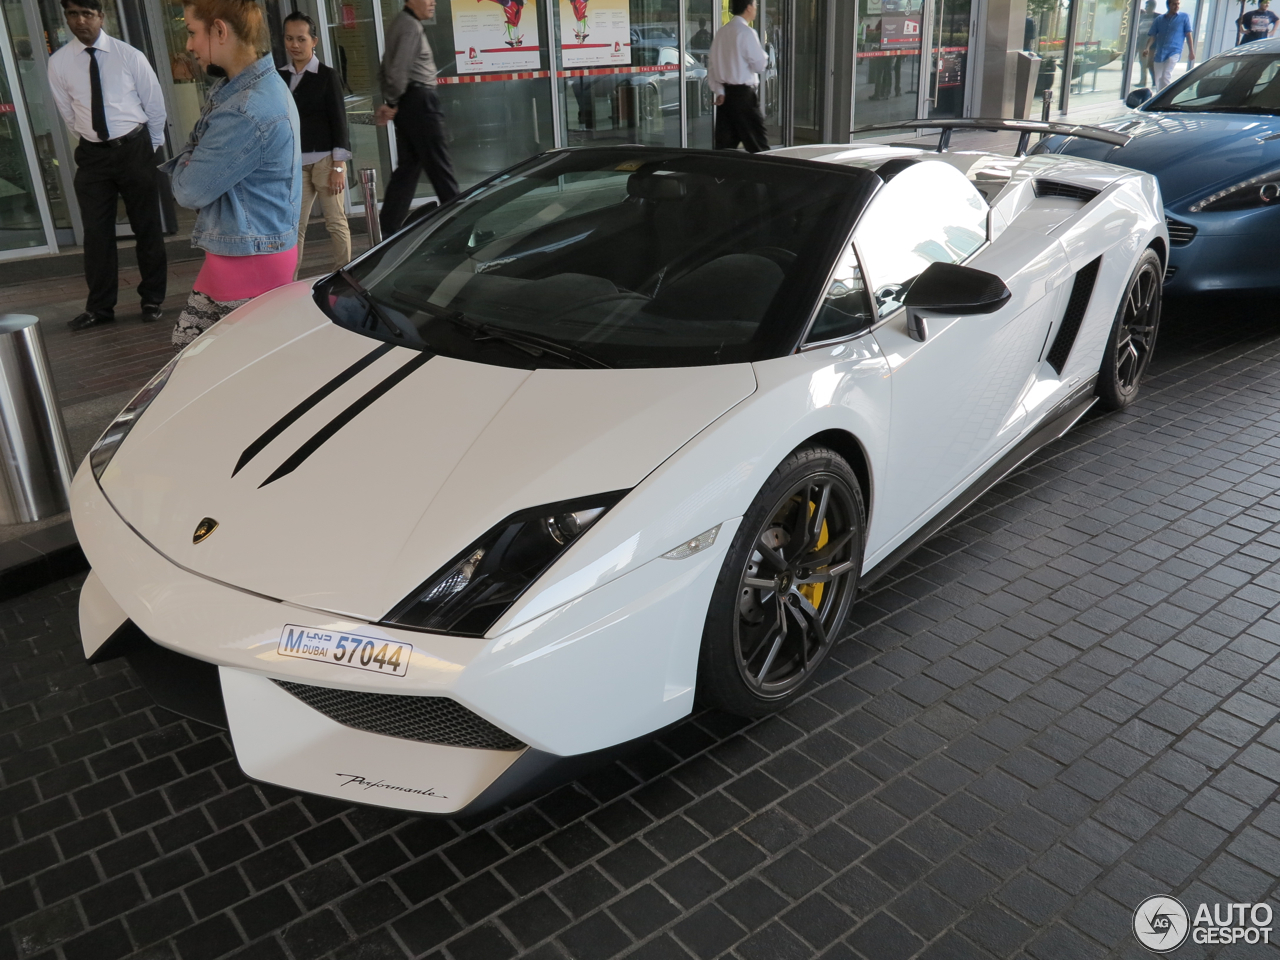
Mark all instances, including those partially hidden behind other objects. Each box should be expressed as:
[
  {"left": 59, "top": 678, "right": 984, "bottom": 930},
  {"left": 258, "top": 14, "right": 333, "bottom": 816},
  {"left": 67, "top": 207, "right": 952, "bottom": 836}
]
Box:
[{"left": 859, "top": 161, "right": 1046, "bottom": 563}]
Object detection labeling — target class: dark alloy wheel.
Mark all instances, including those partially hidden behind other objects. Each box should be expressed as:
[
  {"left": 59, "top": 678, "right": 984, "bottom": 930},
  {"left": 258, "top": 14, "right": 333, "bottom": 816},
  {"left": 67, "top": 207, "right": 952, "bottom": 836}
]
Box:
[
  {"left": 1097, "top": 248, "right": 1162, "bottom": 411},
  {"left": 699, "top": 446, "right": 864, "bottom": 717}
]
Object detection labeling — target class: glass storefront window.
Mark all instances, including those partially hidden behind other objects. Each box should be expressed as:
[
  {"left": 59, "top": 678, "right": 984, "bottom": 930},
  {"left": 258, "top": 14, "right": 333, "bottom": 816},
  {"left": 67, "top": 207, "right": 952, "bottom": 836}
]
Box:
[
  {"left": 2, "top": 0, "right": 71, "bottom": 229},
  {"left": 686, "top": 0, "right": 714, "bottom": 148},
  {"left": 1066, "top": 0, "right": 1130, "bottom": 109},
  {"left": 1029, "top": 0, "right": 1070, "bottom": 104},
  {"left": 557, "top": 0, "right": 682, "bottom": 148},
  {"left": 424, "top": 0, "right": 553, "bottom": 192},
  {"left": 158, "top": 0, "right": 214, "bottom": 147},
  {"left": 852, "top": 0, "right": 923, "bottom": 135},
  {"left": 0, "top": 6, "right": 50, "bottom": 253},
  {"left": 324, "top": 0, "right": 393, "bottom": 205}
]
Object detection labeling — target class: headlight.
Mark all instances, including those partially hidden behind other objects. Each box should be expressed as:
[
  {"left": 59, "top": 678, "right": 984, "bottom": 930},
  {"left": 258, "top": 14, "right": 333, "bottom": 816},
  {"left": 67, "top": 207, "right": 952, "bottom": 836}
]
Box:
[
  {"left": 88, "top": 354, "right": 181, "bottom": 481},
  {"left": 383, "top": 490, "right": 629, "bottom": 637},
  {"left": 1189, "top": 168, "right": 1280, "bottom": 213}
]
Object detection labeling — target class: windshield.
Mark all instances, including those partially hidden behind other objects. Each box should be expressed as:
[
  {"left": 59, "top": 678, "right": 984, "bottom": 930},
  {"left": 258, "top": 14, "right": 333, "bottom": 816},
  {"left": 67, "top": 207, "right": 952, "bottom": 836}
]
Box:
[
  {"left": 315, "top": 148, "right": 875, "bottom": 369},
  {"left": 1147, "top": 53, "right": 1280, "bottom": 114}
]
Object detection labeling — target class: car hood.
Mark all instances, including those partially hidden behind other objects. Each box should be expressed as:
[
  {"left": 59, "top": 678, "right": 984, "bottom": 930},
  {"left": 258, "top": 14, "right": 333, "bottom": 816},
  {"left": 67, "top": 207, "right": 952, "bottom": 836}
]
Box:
[
  {"left": 1056, "top": 112, "right": 1280, "bottom": 206},
  {"left": 99, "top": 285, "right": 757, "bottom": 621}
]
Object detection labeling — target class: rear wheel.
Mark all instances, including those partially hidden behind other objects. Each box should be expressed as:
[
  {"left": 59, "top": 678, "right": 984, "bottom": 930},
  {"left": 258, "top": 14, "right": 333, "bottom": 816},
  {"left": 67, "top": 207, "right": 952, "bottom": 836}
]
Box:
[
  {"left": 698, "top": 446, "right": 864, "bottom": 717},
  {"left": 638, "top": 84, "right": 659, "bottom": 122},
  {"left": 1096, "top": 248, "right": 1162, "bottom": 411}
]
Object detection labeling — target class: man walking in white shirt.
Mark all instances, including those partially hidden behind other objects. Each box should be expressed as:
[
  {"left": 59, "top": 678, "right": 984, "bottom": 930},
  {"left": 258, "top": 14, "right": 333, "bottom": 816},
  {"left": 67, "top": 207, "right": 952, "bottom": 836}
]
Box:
[
  {"left": 708, "top": 0, "right": 770, "bottom": 152},
  {"left": 47, "top": 0, "right": 168, "bottom": 330}
]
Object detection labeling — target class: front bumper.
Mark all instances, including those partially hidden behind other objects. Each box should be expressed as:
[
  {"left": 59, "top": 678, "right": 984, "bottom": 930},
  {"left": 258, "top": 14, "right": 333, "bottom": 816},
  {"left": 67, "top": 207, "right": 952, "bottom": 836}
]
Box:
[
  {"left": 72, "top": 465, "right": 738, "bottom": 813},
  {"left": 1163, "top": 210, "right": 1280, "bottom": 294}
]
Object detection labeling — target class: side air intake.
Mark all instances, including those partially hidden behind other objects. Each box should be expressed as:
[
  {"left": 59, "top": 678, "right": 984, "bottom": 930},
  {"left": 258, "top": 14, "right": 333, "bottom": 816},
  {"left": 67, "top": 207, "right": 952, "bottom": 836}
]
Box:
[
  {"left": 272, "top": 680, "right": 527, "bottom": 751},
  {"left": 1033, "top": 179, "right": 1100, "bottom": 203},
  {"left": 1045, "top": 257, "right": 1102, "bottom": 374},
  {"left": 1166, "top": 218, "right": 1197, "bottom": 246}
]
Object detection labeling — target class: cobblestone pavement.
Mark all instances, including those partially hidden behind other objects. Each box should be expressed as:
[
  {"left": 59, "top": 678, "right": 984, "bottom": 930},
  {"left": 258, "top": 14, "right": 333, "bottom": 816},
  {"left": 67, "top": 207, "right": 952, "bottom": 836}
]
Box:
[{"left": 3, "top": 298, "right": 1280, "bottom": 960}]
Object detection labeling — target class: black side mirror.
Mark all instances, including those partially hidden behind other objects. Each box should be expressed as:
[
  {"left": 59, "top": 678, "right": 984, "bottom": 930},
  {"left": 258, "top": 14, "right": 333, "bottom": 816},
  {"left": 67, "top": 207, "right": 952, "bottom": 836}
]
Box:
[
  {"left": 901, "top": 262, "right": 1011, "bottom": 341},
  {"left": 1125, "top": 87, "right": 1152, "bottom": 108}
]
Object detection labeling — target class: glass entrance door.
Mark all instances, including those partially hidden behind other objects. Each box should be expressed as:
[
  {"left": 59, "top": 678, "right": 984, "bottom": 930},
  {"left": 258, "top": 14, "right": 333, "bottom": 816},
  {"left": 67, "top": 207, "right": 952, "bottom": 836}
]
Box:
[
  {"left": 754, "top": 0, "right": 785, "bottom": 144},
  {"left": 791, "top": 0, "right": 826, "bottom": 143},
  {"left": 0, "top": 0, "right": 55, "bottom": 255},
  {"left": 852, "top": 0, "right": 924, "bottom": 135},
  {"left": 926, "top": 0, "right": 970, "bottom": 117},
  {"left": 1064, "top": 0, "right": 1130, "bottom": 110}
]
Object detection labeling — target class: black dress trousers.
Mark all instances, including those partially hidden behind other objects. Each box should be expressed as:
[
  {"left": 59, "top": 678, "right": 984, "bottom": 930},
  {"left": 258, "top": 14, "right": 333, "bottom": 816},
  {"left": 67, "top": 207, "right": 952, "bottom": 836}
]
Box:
[
  {"left": 380, "top": 85, "right": 460, "bottom": 236},
  {"left": 715, "top": 84, "right": 769, "bottom": 153},
  {"left": 73, "top": 129, "right": 167, "bottom": 318}
]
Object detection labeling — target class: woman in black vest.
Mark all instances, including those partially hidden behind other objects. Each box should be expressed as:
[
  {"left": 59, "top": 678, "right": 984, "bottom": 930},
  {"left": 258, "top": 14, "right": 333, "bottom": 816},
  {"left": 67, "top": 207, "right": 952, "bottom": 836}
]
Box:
[{"left": 281, "top": 12, "right": 351, "bottom": 276}]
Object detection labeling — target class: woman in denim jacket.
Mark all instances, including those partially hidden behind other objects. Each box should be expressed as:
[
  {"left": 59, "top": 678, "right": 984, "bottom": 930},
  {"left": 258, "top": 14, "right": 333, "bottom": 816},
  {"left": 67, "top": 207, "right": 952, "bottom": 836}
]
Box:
[{"left": 162, "top": 0, "right": 301, "bottom": 348}]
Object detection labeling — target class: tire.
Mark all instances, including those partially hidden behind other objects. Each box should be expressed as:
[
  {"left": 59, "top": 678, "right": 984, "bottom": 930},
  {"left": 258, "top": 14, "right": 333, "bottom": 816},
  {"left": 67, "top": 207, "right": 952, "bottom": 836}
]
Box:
[
  {"left": 639, "top": 84, "right": 659, "bottom": 122},
  {"left": 698, "top": 445, "right": 865, "bottom": 717},
  {"left": 1096, "top": 248, "right": 1162, "bottom": 411}
]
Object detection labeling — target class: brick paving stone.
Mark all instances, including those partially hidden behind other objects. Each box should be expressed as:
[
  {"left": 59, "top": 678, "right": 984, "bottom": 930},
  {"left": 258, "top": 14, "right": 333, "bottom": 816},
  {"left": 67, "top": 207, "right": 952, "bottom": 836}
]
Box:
[
  {"left": 8, "top": 297, "right": 1280, "bottom": 960},
  {"left": 1, "top": 238, "right": 371, "bottom": 410}
]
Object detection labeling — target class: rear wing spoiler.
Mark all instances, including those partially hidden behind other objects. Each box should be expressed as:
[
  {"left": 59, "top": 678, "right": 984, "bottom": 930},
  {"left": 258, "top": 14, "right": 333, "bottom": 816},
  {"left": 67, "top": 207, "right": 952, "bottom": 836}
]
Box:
[{"left": 856, "top": 118, "right": 1132, "bottom": 157}]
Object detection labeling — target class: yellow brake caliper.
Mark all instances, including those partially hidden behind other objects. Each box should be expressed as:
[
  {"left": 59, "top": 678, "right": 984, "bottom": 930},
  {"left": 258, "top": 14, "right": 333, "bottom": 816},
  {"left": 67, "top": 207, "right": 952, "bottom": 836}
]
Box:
[{"left": 797, "top": 500, "right": 828, "bottom": 610}]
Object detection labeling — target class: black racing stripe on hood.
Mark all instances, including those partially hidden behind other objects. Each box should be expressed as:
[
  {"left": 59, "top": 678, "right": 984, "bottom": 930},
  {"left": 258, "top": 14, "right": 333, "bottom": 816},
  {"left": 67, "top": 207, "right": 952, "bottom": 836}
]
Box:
[
  {"left": 233, "top": 342, "right": 396, "bottom": 478},
  {"left": 259, "top": 351, "right": 434, "bottom": 488}
]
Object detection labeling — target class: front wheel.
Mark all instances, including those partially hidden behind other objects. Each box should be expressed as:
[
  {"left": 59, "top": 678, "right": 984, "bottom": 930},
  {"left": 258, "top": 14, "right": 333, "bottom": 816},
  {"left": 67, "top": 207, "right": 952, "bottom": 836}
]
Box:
[
  {"left": 698, "top": 446, "right": 864, "bottom": 717},
  {"left": 1096, "top": 248, "right": 1162, "bottom": 411}
]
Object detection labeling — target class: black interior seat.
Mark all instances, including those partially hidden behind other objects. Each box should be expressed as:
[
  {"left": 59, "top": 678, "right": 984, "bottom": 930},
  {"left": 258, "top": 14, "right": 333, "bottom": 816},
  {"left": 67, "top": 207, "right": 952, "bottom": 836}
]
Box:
[{"left": 645, "top": 254, "right": 785, "bottom": 324}]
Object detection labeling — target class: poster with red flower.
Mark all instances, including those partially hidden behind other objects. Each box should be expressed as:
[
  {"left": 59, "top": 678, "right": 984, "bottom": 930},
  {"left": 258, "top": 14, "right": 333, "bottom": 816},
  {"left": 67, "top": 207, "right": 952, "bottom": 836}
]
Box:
[
  {"left": 452, "top": 0, "right": 541, "bottom": 73},
  {"left": 558, "top": 0, "right": 629, "bottom": 66}
]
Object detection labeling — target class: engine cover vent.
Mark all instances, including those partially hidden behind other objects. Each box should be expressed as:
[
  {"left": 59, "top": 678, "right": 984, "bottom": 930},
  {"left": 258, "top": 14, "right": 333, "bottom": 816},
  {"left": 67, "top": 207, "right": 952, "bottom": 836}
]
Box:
[
  {"left": 272, "top": 680, "right": 526, "bottom": 751},
  {"left": 1033, "top": 179, "right": 1101, "bottom": 203},
  {"left": 1166, "top": 218, "right": 1197, "bottom": 246},
  {"left": 1045, "top": 256, "right": 1103, "bottom": 375}
]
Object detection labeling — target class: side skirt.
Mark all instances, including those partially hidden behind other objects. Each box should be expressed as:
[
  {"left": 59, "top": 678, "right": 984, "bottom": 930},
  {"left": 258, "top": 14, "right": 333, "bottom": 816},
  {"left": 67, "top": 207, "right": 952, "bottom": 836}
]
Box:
[{"left": 860, "top": 375, "right": 1099, "bottom": 591}]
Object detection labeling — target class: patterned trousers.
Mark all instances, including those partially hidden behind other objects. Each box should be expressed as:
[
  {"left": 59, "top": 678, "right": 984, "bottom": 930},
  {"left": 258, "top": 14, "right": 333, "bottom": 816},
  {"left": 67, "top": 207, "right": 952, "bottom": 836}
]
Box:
[{"left": 172, "top": 290, "right": 249, "bottom": 349}]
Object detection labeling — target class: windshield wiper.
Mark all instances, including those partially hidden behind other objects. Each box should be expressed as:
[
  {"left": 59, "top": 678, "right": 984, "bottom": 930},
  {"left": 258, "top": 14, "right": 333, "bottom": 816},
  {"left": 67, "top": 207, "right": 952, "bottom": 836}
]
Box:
[
  {"left": 336, "top": 268, "right": 419, "bottom": 342},
  {"left": 430, "top": 311, "right": 613, "bottom": 369}
]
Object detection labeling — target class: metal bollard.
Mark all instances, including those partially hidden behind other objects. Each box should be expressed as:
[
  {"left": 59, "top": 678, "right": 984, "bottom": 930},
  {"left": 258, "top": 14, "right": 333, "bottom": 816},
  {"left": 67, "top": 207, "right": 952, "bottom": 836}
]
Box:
[
  {"left": 0, "top": 315, "right": 73, "bottom": 524},
  {"left": 360, "top": 168, "right": 383, "bottom": 248},
  {"left": 1039, "top": 89, "right": 1054, "bottom": 140}
]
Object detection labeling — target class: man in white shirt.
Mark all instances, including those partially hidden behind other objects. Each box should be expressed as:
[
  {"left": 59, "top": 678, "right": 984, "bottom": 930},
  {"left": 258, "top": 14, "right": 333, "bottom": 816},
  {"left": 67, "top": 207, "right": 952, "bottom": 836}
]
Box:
[
  {"left": 707, "top": 0, "right": 770, "bottom": 152},
  {"left": 47, "top": 0, "right": 168, "bottom": 331}
]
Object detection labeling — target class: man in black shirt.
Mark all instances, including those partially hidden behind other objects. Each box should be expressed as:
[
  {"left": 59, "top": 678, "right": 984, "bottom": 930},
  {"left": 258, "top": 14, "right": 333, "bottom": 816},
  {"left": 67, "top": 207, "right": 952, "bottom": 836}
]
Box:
[{"left": 1239, "top": 0, "right": 1279, "bottom": 42}]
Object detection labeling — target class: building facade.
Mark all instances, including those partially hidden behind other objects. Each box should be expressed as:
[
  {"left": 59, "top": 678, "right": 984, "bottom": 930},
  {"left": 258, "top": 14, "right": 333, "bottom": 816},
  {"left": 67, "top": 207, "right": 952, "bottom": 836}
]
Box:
[{"left": 0, "top": 0, "right": 1237, "bottom": 260}]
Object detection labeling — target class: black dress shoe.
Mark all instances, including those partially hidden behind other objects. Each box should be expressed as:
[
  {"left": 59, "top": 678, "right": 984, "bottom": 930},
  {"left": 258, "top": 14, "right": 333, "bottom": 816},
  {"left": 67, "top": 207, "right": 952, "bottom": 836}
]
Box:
[
  {"left": 67, "top": 312, "right": 115, "bottom": 331},
  {"left": 140, "top": 303, "right": 163, "bottom": 323}
]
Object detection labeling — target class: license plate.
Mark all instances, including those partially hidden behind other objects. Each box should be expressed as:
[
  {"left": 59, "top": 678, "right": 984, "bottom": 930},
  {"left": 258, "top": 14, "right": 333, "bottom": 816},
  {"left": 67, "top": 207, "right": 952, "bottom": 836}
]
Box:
[{"left": 277, "top": 624, "right": 412, "bottom": 677}]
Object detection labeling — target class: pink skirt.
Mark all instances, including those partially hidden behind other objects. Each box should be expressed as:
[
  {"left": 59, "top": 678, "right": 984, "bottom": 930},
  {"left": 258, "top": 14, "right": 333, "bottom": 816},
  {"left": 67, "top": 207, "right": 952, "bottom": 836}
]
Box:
[{"left": 193, "top": 247, "right": 299, "bottom": 302}]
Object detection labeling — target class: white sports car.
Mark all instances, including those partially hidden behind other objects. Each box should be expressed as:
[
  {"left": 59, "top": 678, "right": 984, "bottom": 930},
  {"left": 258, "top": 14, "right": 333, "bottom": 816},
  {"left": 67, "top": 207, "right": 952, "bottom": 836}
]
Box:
[{"left": 73, "top": 123, "right": 1167, "bottom": 815}]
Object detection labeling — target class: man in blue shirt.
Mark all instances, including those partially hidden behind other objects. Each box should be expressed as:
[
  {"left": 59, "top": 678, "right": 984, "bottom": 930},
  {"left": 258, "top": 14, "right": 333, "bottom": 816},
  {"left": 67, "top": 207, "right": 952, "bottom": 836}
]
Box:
[{"left": 1143, "top": 0, "right": 1195, "bottom": 91}]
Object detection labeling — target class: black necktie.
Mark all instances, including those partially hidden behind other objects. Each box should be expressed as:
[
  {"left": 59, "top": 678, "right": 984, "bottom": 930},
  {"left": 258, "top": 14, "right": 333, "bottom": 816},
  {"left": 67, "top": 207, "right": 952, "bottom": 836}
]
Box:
[{"left": 86, "top": 47, "right": 110, "bottom": 142}]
